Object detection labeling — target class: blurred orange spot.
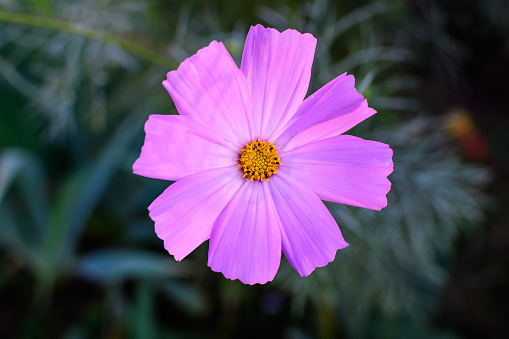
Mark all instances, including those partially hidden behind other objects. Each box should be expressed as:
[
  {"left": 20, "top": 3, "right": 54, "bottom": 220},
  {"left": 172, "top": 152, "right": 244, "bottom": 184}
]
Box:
[{"left": 445, "top": 108, "right": 489, "bottom": 162}]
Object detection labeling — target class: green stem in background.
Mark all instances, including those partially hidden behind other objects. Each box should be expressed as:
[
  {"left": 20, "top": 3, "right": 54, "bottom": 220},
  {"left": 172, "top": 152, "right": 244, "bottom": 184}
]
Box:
[
  {"left": 316, "top": 300, "right": 336, "bottom": 339},
  {"left": 0, "top": 10, "right": 176, "bottom": 69}
]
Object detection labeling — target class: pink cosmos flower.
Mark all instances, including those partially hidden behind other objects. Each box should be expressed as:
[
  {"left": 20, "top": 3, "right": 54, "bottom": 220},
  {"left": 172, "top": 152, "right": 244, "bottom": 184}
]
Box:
[{"left": 133, "top": 25, "right": 393, "bottom": 285}]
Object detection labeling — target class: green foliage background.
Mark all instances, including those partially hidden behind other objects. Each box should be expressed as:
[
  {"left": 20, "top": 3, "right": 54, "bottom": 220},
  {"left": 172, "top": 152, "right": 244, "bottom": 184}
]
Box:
[{"left": 1, "top": 0, "right": 507, "bottom": 338}]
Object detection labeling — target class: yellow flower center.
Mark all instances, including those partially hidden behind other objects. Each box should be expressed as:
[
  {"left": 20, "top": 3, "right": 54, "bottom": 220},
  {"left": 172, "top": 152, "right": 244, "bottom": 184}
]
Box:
[{"left": 238, "top": 139, "right": 281, "bottom": 181}]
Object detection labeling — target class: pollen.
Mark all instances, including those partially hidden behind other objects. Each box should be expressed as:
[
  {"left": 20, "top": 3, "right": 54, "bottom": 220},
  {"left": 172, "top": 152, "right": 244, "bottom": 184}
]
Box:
[{"left": 238, "top": 139, "right": 281, "bottom": 182}]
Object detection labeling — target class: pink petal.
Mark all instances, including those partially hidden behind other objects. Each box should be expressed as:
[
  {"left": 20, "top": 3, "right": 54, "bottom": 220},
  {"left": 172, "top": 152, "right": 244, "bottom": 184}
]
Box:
[
  {"left": 149, "top": 167, "right": 244, "bottom": 261},
  {"left": 269, "top": 174, "right": 349, "bottom": 277},
  {"left": 133, "top": 115, "right": 238, "bottom": 181},
  {"left": 208, "top": 181, "right": 282, "bottom": 285},
  {"left": 274, "top": 73, "right": 375, "bottom": 151},
  {"left": 241, "top": 25, "right": 316, "bottom": 140},
  {"left": 281, "top": 135, "right": 393, "bottom": 211},
  {"left": 163, "top": 41, "right": 253, "bottom": 147}
]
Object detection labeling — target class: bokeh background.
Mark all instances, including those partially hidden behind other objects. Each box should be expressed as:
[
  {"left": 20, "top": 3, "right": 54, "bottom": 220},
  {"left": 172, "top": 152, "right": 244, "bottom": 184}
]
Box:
[{"left": 1, "top": 0, "right": 508, "bottom": 338}]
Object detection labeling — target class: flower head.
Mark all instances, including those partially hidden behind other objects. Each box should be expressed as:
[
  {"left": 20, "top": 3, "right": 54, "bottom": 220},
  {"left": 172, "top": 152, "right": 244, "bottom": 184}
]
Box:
[{"left": 133, "top": 25, "right": 393, "bottom": 284}]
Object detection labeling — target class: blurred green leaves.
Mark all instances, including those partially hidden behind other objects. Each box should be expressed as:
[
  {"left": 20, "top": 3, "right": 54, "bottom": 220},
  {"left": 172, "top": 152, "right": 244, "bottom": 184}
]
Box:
[
  {"left": 0, "top": 149, "right": 46, "bottom": 268},
  {"left": 0, "top": 10, "right": 177, "bottom": 69},
  {"left": 77, "top": 250, "right": 184, "bottom": 282},
  {"left": 0, "top": 111, "right": 151, "bottom": 297}
]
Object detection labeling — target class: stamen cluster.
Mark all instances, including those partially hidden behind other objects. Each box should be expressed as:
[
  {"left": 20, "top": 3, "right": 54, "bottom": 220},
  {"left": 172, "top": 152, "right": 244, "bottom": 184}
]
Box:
[{"left": 238, "top": 139, "right": 281, "bottom": 181}]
